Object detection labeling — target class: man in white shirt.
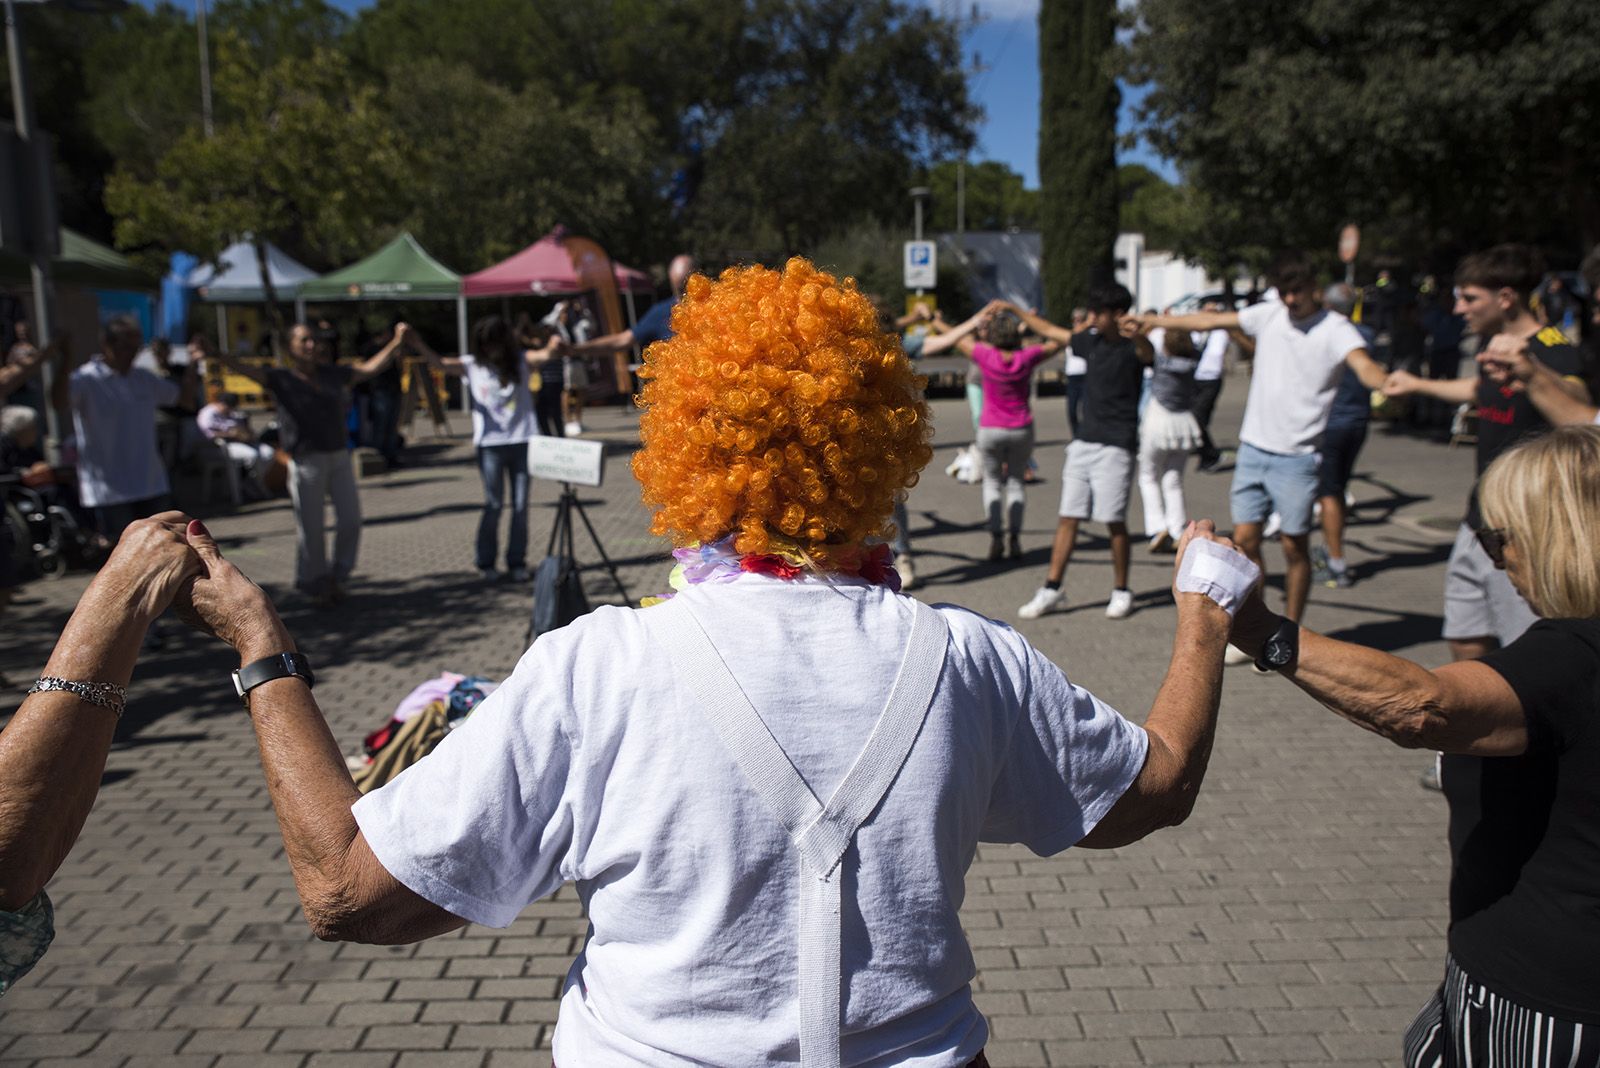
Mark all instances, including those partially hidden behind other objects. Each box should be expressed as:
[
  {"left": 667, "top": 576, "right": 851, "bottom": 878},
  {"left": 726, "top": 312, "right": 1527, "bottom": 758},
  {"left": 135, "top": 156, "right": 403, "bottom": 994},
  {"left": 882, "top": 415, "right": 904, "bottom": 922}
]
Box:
[
  {"left": 1141, "top": 253, "right": 1386, "bottom": 657},
  {"left": 52, "top": 316, "right": 198, "bottom": 539}
]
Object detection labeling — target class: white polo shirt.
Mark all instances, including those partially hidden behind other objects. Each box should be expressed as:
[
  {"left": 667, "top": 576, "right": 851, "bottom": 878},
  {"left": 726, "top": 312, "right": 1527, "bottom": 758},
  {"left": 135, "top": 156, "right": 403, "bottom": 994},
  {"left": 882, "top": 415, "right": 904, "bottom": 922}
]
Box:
[{"left": 69, "top": 357, "right": 179, "bottom": 508}]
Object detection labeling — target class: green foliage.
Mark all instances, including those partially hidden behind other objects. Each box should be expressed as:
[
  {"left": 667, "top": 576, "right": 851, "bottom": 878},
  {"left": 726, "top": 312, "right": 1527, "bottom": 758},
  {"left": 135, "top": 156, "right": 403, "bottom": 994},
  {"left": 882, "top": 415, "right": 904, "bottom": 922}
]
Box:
[
  {"left": 809, "top": 222, "right": 973, "bottom": 317},
  {"left": 1038, "top": 0, "right": 1120, "bottom": 315},
  {"left": 1126, "top": 0, "right": 1600, "bottom": 267},
  {"left": 925, "top": 160, "right": 1039, "bottom": 232}
]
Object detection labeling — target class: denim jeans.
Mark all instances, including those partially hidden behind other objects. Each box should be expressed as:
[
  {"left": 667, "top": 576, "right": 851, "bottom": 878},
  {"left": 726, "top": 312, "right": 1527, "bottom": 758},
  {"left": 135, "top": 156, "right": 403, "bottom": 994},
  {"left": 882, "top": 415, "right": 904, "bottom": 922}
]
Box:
[{"left": 477, "top": 443, "right": 530, "bottom": 571}]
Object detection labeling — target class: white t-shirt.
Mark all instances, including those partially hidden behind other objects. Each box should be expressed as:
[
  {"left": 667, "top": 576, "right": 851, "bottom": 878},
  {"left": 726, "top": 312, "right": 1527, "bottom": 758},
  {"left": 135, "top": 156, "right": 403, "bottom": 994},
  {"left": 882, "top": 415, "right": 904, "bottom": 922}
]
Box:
[
  {"left": 69, "top": 357, "right": 179, "bottom": 507},
  {"left": 1235, "top": 302, "right": 1367, "bottom": 455},
  {"left": 459, "top": 353, "right": 536, "bottom": 447},
  {"left": 354, "top": 577, "right": 1147, "bottom": 1067},
  {"left": 1194, "top": 329, "right": 1229, "bottom": 382},
  {"left": 1064, "top": 347, "right": 1087, "bottom": 376}
]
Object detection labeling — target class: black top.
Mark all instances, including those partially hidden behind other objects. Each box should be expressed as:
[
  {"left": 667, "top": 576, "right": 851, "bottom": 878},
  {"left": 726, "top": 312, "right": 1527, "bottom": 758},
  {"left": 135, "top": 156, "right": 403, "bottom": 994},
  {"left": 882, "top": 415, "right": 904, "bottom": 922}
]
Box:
[
  {"left": 266, "top": 364, "right": 355, "bottom": 458},
  {"left": 1466, "top": 328, "right": 1583, "bottom": 527},
  {"left": 1071, "top": 329, "right": 1144, "bottom": 451},
  {"left": 1444, "top": 618, "right": 1600, "bottom": 1024}
]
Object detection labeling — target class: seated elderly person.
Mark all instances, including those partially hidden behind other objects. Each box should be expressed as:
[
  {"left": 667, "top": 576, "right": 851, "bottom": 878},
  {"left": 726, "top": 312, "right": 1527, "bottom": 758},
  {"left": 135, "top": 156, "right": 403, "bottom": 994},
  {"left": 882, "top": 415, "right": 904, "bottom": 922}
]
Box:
[
  {"left": 175, "top": 259, "right": 1258, "bottom": 1066},
  {"left": 197, "top": 391, "right": 275, "bottom": 497},
  {"left": 0, "top": 515, "right": 202, "bottom": 995}
]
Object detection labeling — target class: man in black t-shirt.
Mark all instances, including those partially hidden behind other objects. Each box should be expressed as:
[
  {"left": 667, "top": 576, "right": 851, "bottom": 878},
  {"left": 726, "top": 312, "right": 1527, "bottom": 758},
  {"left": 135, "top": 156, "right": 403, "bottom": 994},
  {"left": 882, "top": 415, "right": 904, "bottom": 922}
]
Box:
[
  {"left": 1384, "top": 244, "right": 1591, "bottom": 664},
  {"left": 1009, "top": 284, "right": 1153, "bottom": 620}
]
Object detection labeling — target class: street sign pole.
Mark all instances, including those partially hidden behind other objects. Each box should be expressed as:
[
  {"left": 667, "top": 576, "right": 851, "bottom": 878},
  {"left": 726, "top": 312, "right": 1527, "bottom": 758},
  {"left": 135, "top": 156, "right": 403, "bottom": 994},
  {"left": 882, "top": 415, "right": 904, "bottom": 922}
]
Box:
[{"left": 5, "top": 0, "right": 61, "bottom": 454}]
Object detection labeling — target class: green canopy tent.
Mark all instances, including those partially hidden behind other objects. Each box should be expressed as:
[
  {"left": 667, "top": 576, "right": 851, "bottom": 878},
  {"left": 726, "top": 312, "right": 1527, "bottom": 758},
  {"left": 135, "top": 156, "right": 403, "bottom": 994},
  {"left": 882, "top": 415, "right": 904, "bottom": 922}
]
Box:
[
  {"left": 0, "top": 227, "right": 156, "bottom": 290},
  {"left": 298, "top": 231, "right": 468, "bottom": 356}
]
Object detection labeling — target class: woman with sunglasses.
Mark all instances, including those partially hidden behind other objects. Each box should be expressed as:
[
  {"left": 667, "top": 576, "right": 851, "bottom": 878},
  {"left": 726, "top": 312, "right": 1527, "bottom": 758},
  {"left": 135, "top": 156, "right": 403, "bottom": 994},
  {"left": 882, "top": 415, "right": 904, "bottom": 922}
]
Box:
[{"left": 1226, "top": 425, "right": 1600, "bottom": 1067}]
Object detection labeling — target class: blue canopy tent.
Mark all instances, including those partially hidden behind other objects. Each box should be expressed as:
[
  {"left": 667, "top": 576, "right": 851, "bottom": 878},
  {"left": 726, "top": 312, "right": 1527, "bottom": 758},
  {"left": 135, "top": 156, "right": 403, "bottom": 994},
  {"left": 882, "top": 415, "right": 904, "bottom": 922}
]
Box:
[{"left": 186, "top": 238, "right": 321, "bottom": 348}]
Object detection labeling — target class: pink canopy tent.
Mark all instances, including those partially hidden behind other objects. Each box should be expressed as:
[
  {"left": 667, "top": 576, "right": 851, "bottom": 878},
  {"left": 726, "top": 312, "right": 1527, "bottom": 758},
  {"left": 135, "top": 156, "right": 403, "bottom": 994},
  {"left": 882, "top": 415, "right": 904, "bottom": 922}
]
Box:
[{"left": 462, "top": 229, "right": 653, "bottom": 298}]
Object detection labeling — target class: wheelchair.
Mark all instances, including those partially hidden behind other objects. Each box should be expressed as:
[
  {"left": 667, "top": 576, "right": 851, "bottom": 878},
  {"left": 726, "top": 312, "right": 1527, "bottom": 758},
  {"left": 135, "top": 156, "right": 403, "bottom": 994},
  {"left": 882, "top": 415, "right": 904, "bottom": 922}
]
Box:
[{"left": 0, "top": 473, "right": 103, "bottom": 580}]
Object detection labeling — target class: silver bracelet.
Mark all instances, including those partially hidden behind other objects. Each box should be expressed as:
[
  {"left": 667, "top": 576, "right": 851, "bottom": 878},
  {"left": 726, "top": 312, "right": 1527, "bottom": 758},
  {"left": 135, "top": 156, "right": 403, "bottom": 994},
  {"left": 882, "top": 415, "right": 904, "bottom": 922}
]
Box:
[{"left": 27, "top": 677, "right": 127, "bottom": 719}]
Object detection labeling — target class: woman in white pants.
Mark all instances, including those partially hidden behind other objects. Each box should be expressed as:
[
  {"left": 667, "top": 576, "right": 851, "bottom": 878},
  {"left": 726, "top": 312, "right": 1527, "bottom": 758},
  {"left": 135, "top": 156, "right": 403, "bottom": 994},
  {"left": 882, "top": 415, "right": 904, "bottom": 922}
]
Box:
[
  {"left": 217, "top": 323, "right": 406, "bottom": 605},
  {"left": 1138, "top": 328, "right": 1204, "bottom": 553}
]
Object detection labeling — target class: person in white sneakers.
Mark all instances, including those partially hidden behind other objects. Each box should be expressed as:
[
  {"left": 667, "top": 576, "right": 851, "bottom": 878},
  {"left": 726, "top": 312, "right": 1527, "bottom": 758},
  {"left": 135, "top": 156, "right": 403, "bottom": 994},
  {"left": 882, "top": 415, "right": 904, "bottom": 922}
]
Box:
[
  {"left": 1007, "top": 286, "right": 1152, "bottom": 620},
  {"left": 1141, "top": 252, "right": 1387, "bottom": 661}
]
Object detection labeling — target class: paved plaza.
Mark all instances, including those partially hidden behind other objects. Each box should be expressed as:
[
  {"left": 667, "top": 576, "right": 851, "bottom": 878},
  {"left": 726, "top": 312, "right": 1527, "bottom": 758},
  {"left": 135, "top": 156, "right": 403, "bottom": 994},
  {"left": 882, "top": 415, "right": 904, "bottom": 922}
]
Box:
[{"left": 0, "top": 377, "right": 1478, "bottom": 1067}]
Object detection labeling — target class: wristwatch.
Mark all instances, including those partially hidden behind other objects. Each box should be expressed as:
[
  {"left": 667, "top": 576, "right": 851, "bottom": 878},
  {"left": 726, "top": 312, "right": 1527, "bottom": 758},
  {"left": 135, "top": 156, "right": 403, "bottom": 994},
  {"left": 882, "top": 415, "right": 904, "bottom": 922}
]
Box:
[
  {"left": 232, "top": 652, "right": 314, "bottom": 705},
  {"left": 1254, "top": 617, "right": 1300, "bottom": 673}
]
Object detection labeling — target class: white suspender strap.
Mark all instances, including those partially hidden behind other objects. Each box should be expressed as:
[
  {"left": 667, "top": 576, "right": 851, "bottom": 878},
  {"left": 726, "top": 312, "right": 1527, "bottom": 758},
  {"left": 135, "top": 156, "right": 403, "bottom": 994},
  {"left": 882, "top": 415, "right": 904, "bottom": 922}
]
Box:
[{"left": 654, "top": 598, "right": 949, "bottom": 1068}]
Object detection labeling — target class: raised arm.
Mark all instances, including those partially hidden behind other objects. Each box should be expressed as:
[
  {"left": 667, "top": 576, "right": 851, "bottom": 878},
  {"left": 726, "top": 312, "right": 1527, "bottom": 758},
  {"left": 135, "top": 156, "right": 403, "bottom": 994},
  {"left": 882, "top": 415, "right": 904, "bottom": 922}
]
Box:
[
  {"left": 1478, "top": 334, "right": 1597, "bottom": 426},
  {"left": 1078, "top": 523, "right": 1240, "bottom": 848},
  {"left": 921, "top": 301, "right": 999, "bottom": 356},
  {"left": 209, "top": 341, "right": 271, "bottom": 388},
  {"left": 1141, "top": 310, "right": 1242, "bottom": 333},
  {"left": 0, "top": 335, "right": 55, "bottom": 399},
  {"left": 405, "top": 327, "right": 463, "bottom": 376},
  {"left": 523, "top": 337, "right": 560, "bottom": 368},
  {"left": 1227, "top": 593, "right": 1527, "bottom": 756},
  {"left": 1002, "top": 302, "right": 1074, "bottom": 345},
  {"left": 349, "top": 325, "right": 409, "bottom": 385},
  {"left": 176, "top": 524, "right": 464, "bottom": 945},
  {"left": 0, "top": 515, "right": 201, "bottom": 909},
  {"left": 567, "top": 328, "right": 635, "bottom": 358}
]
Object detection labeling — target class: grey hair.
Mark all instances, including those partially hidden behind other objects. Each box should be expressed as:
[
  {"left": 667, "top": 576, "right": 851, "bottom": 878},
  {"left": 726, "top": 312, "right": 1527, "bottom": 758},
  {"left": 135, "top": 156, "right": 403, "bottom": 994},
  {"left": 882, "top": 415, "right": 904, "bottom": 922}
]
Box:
[
  {"left": 1323, "top": 282, "right": 1359, "bottom": 318},
  {"left": 1, "top": 404, "right": 39, "bottom": 438}
]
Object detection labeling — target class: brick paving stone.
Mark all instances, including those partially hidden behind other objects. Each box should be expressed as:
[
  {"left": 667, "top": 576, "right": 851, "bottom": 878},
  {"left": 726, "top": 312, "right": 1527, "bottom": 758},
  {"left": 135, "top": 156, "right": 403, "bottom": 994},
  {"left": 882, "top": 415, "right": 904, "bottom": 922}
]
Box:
[{"left": 1, "top": 386, "right": 1474, "bottom": 1064}]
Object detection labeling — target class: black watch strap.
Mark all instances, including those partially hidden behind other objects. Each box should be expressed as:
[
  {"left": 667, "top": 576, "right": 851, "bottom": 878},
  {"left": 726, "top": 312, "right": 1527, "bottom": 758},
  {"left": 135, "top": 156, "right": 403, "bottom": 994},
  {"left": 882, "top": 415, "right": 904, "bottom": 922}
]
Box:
[
  {"left": 1254, "top": 616, "right": 1299, "bottom": 673},
  {"left": 232, "top": 652, "right": 314, "bottom": 704}
]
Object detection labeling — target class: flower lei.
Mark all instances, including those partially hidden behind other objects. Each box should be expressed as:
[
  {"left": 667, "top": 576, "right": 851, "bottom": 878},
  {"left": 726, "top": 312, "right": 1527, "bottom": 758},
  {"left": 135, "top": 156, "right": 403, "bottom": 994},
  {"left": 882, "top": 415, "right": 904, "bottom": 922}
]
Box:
[{"left": 641, "top": 533, "right": 901, "bottom": 606}]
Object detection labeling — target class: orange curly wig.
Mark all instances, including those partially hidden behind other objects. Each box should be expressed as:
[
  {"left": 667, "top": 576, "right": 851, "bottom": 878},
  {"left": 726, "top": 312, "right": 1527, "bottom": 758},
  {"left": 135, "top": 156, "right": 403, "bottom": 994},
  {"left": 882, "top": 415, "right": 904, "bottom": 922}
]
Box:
[{"left": 632, "top": 257, "right": 933, "bottom": 566}]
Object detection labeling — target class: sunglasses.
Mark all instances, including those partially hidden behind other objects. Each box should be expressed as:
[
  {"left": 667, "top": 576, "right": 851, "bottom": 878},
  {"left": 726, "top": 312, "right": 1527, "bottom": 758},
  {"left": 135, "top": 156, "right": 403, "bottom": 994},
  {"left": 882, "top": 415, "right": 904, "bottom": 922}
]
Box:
[{"left": 1475, "top": 527, "right": 1511, "bottom": 566}]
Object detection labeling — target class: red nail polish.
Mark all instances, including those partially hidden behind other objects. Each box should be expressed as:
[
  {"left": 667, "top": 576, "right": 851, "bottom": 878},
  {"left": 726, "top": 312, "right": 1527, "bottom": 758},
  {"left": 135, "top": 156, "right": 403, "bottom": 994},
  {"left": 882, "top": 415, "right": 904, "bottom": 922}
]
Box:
[{"left": 189, "top": 519, "right": 210, "bottom": 537}]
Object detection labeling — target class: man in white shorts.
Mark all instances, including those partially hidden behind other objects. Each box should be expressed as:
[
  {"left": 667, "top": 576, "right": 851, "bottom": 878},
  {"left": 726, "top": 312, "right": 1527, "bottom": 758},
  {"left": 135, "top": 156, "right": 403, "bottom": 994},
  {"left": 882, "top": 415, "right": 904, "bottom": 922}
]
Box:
[
  {"left": 1141, "top": 253, "right": 1386, "bottom": 662},
  {"left": 1011, "top": 284, "right": 1152, "bottom": 620}
]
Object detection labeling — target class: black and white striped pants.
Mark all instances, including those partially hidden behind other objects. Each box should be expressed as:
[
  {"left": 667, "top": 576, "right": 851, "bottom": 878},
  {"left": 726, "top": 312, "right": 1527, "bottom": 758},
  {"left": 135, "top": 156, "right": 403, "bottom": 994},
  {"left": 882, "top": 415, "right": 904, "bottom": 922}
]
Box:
[{"left": 1405, "top": 954, "right": 1600, "bottom": 1067}]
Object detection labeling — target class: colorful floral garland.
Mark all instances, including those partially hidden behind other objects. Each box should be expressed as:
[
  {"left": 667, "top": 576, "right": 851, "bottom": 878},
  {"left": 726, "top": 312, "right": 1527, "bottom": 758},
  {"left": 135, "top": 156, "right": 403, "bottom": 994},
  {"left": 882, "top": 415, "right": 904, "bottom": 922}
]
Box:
[{"left": 642, "top": 533, "right": 901, "bottom": 606}]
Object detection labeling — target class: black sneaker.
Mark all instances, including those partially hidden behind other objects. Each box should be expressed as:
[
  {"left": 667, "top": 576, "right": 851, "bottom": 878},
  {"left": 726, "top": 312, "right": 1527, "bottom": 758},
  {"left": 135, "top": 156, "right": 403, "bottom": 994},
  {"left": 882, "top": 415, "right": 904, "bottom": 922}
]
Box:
[
  {"left": 987, "top": 535, "right": 1004, "bottom": 562},
  {"left": 1007, "top": 533, "right": 1022, "bottom": 560}
]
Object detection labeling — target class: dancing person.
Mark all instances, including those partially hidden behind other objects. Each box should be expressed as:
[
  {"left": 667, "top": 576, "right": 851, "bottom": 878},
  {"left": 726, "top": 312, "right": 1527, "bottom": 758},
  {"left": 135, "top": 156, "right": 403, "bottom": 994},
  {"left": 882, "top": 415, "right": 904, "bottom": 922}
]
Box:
[
  {"left": 1227, "top": 426, "right": 1600, "bottom": 1067},
  {"left": 1312, "top": 283, "right": 1376, "bottom": 588},
  {"left": 1008, "top": 285, "right": 1152, "bottom": 620},
  {"left": 1381, "top": 245, "right": 1588, "bottom": 663},
  {"left": 356, "top": 320, "right": 405, "bottom": 469},
  {"left": 1477, "top": 333, "right": 1599, "bottom": 427},
  {"left": 51, "top": 316, "right": 199, "bottom": 540},
  {"left": 1061, "top": 307, "right": 1090, "bottom": 434},
  {"left": 1190, "top": 302, "right": 1231, "bottom": 470},
  {"left": 213, "top": 322, "right": 406, "bottom": 605},
  {"left": 924, "top": 300, "right": 1063, "bottom": 561},
  {"left": 543, "top": 299, "right": 596, "bottom": 435},
  {"left": 409, "top": 318, "right": 559, "bottom": 582},
  {"left": 1141, "top": 252, "right": 1387, "bottom": 659},
  {"left": 183, "top": 258, "right": 1252, "bottom": 1067},
  {"left": 0, "top": 514, "right": 202, "bottom": 996},
  {"left": 516, "top": 313, "right": 565, "bottom": 438},
  {"left": 1136, "top": 327, "right": 1204, "bottom": 554},
  {"left": 567, "top": 254, "right": 699, "bottom": 416}
]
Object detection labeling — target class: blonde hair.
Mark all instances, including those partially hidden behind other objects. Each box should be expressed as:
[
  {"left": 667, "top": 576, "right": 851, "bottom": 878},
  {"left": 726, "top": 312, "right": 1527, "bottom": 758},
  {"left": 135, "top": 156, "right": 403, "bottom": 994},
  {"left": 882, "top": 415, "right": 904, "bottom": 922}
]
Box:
[
  {"left": 1478, "top": 425, "right": 1600, "bottom": 619},
  {"left": 632, "top": 257, "right": 933, "bottom": 566}
]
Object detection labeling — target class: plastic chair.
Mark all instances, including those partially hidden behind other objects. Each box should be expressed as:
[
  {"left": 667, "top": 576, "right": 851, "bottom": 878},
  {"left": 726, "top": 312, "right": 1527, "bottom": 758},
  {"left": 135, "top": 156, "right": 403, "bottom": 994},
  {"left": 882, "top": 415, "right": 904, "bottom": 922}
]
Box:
[{"left": 197, "top": 438, "right": 243, "bottom": 505}]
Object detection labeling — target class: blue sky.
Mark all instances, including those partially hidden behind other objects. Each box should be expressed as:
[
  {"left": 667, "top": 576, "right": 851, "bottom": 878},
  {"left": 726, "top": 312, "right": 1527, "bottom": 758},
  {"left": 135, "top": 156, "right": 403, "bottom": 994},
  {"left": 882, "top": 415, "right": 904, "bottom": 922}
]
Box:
[{"left": 209, "top": 0, "right": 1174, "bottom": 188}]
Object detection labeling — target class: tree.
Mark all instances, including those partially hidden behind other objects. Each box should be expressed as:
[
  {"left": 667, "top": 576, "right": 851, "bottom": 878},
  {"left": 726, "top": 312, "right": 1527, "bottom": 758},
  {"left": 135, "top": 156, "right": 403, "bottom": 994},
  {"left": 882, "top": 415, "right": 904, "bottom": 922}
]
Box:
[
  {"left": 1038, "top": 0, "right": 1119, "bottom": 315},
  {"left": 925, "top": 160, "right": 1039, "bottom": 232},
  {"left": 105, "top": 35, "right": 402, "bottom": 338},
  {"left": 1126, "top": 0, "right": 1600, "bottom": 267}
]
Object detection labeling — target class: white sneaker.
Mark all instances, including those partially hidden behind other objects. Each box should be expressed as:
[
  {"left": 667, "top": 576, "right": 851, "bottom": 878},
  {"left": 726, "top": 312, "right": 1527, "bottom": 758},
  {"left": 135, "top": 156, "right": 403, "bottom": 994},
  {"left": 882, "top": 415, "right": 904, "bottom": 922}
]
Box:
[
  {"left": 1262, "top": 511, "right": 1282, "bottom": 539},
  {"left": 1018, "top": 585, "right": 1066, "bottom": 619},
  {"left": 895, "top": 553, "right": 917, "bottom": 591},
  {"left": 1105, "top": 588, "right": 1134, "bottom": 619},
  {"left": 564, "top": 421, "right": 585, "bottom": 436},
  {"left": 1224, "top": 643, "right": 1255, "bottom": 666}
]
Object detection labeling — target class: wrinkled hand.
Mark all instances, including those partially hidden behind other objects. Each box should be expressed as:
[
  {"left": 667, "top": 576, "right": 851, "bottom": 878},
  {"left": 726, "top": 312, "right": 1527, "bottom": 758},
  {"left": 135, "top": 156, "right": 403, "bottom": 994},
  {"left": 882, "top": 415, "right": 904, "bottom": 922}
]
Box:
[
  {"left": 173, "top": 520, "right": 293, "bottom": 660},
  {"left": 89, "top": 512, "right": 206, "bottom": 625},
  {"left": 1382, "top": 369, "right": 1420, "bottom": 397},
  {"left": 1477, "top": 332, "right": 1535, "bottom": 385}
]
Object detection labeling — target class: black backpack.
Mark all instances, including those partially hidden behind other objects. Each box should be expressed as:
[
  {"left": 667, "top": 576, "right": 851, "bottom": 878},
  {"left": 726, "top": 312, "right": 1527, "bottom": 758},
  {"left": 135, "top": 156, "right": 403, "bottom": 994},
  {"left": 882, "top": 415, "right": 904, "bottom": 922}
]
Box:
[{"left": 529, "top": 554, "right": 591, "bottom": 639}]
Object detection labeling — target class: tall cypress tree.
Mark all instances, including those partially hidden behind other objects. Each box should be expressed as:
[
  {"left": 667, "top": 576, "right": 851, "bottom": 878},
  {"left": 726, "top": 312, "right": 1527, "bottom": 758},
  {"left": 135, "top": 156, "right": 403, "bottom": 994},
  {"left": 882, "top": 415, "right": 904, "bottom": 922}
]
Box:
[{"left": 1038, "top": 0, "right": 1120, "bottom": 315}]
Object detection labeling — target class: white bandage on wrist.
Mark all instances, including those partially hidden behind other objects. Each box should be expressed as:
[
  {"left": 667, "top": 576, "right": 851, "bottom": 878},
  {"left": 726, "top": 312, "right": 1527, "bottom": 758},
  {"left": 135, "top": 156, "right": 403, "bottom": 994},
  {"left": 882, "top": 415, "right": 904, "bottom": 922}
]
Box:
[{"left": 1175, "top": 538, "right": 1261, "bottom": 617}]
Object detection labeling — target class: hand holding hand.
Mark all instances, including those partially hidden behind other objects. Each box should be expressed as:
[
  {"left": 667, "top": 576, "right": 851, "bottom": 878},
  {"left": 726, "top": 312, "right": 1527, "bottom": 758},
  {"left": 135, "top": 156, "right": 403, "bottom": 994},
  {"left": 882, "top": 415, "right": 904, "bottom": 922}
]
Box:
[
  {"left": 1477, "top": 333, "right": 1535, "bottom": 385},
  {"left": 1171, "top": 520, "right": 1260, "bottom": 620},
  {"left": 1382, "top": 369, "right": 1420, "bottom": 397},
  {"left": 174, "top": 520, "right": 293, "bottom": 661},
  {"left": 393, "top": 322, "right": 412, "bottom": 348},
  {"left": 89, "top": 512, "right": 206, "bottom": 625},
  {"left": 1118, "top": 315, "right": 1144, "bottom": 340}
]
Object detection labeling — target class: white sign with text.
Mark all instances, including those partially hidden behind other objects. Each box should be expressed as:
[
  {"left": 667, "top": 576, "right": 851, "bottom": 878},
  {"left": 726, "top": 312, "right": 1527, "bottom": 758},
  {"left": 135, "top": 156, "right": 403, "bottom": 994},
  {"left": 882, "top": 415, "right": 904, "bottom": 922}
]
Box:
[
  {"left": 529, "top": 435, "right": 606, "bottom": 487},
  {"left": 903, "top": 240, "right": 937, "bottom": 290}
]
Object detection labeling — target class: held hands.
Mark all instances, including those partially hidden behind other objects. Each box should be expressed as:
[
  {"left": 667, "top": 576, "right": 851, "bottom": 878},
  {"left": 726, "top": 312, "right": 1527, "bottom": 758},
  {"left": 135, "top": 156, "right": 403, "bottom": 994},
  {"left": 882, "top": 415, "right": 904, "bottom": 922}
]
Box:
[
  {"left": 174, "top": 520, "right": 292, "bottom": 661},
  {"left": 88, "top": 513, "right": 207, "bottom": 626},
  {"left": 1477, "top": 333, "right": 1535, "bottom": 386},
  {"left": 1170, "top": 520, "right": 1261, "bottom": 620},
  {"left": 1381, "top": 369, "right": 1421, "bottom": 397}
]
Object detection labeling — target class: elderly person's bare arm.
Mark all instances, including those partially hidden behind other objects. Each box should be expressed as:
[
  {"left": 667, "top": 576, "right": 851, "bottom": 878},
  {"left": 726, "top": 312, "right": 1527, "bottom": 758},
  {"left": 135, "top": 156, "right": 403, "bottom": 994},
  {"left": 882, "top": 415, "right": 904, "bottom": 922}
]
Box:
[
  {"left": 0, "top": 515, "right": 202, "bottom": 909},
  {"left": 176, "top": 523, "right": 464, "bottom": 944},
  {"left": 1227, "top": 593, "right": 1527, "bottom": 756},
  {"left": 1078, "top": 523, "right": 1240, "bottom": 848}
]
